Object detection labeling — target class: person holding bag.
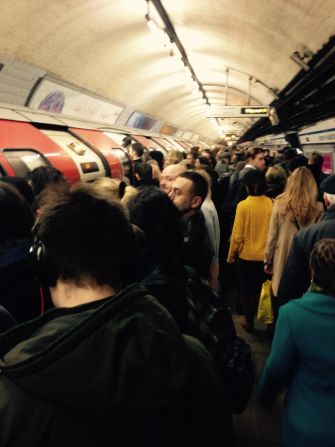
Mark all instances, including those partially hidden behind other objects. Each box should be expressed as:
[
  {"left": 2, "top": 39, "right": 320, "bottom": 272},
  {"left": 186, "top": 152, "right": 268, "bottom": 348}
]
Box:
[{"left": 227, "top": 169, "right": 273, "bottom": 333}]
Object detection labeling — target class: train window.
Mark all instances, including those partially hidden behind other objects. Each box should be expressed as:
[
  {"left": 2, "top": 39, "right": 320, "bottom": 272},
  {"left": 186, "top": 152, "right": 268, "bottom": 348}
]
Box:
[{"left": 3, "top": 150, "right": 49, "bottom": 177}]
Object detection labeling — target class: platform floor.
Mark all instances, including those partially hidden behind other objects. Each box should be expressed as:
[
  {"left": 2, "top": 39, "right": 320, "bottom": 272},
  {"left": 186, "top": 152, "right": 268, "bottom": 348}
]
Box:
[{"left": 232, "top": 314, "right": 283, "bottom": 447}]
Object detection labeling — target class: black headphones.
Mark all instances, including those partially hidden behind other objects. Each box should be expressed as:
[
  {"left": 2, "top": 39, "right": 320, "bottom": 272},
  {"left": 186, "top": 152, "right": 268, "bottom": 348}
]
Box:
[{"left": 30, "top": 238, "right": 57, "bottom": 288}]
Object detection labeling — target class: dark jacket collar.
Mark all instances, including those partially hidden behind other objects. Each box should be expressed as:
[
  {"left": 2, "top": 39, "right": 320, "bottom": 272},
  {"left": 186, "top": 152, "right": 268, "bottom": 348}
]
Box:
[{"left": 321, "top": 204, "right": 335, "bottom": 221}]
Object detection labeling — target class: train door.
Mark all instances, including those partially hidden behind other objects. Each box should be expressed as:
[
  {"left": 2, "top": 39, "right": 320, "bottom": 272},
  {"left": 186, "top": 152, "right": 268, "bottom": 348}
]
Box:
[
  {"left": 163, "top": 137, "right": 186, "bottom": 153},
  {"left": 150, "top": 137, "right": 173, "bottom": 153},
  {"left": 0, "top": 120, "right": 79, "bottom": 183},
  {"left": 132, "top": 135, "right": 166, "bottom": 155},
  {"left": 40, "top": 130, "right": 106, "bottom": 182},
  {"left": 69, "top": 128, "right": 124, "bottom": 179},
  {"left": 103, "top": 131, "right": 135, "bottom": 184}
]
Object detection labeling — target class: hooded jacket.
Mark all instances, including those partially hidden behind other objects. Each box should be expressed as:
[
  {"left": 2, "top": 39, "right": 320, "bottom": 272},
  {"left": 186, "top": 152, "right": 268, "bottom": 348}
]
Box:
[{"left": 0, "top": 283, "right": 229, "bottom": 447}]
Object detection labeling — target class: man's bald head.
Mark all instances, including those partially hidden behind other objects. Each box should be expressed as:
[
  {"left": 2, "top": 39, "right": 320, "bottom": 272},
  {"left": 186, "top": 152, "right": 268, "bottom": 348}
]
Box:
[{"left": 159, "top": 163, "right": 187, "bottom": 194}]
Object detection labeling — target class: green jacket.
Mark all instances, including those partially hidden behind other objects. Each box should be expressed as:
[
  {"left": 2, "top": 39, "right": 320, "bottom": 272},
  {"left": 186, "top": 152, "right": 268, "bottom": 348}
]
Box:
[
  {"left": 260, "top": 291, "right": 335, "bottom": 447},
  {"left": 0, "top": 283, "right": 231, "bottom": 447}
]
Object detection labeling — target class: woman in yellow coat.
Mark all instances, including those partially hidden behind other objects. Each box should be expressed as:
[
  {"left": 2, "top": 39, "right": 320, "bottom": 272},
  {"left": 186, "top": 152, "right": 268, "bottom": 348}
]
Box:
[{"left": 227, "top": 169, "right": 273, "bottom": 332}]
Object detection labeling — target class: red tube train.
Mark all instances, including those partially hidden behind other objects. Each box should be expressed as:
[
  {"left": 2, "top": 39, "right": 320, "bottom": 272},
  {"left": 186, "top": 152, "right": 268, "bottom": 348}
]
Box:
[{"left": 0, "top": 105, "right": 190, "bottom": 184}]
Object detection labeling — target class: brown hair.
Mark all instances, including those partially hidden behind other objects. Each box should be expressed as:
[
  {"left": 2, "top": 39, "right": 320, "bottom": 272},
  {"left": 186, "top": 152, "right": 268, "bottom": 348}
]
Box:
[
  {"left": 310, "top": 239, "right": 335, "bottom": 296},
  {"left": 35, "top": 182, "right": 135, "bottom": 289},
  {"left": 245, "top": 146, "right": 264, "bottom": 160}
]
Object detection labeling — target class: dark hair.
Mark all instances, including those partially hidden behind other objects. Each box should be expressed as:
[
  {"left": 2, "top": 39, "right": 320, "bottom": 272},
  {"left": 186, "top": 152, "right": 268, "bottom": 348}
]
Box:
[
  {"left": 0, "top": 183, "right": 34, "bottom": 246},
  {"left": 130, "top": 143, "right": 144, "bottom": 158},
  {"left": 310, "top": 238, "right": 335, "bottom": 296},
  {"left": 288, "top": 154, "right": 308, "bottom": 172},
  {"left": 197, "top": 156, "right": 211, "bottom": 167},
  {"left": 122, "top": 136, "right": 132, "bottom": 148},
  {"left": 309, "top": 151, "right": 324, "bottom": 169},
  {"left": 188, "top": 150, "right": 199, "bottom": 161},
  {"left": 244, "top": 169, "right": 267, "bottom": 196},
  {"left": 283, "top": 147, "right": 298, "bottom": 160},
  {"left": 129, "top": 186, "right": 183, "bottom": 259},
  {"left": 26, "top": 166, "right": 67, "bottom": 198},
  {"left": 149, "top": 150, "right": 164, "bottom": 171},
  {"left": 178, "top": 170, "right": 208, "bottom": 203},
  {"left": 0, "top": 176, "right": 34, "bottom": 206},
  {"left": 245, "top": 146, "right": 265, "bottom": 160},
  {"left": 35, "top": 183, "right": 135, "bottom": 289},
  {"left": 135, "top": 162, "right": 153, "bottom": 183}
]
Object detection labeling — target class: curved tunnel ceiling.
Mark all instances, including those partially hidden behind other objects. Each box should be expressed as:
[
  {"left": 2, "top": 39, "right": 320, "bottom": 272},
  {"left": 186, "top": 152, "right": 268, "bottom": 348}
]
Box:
[{"left": 0, "top": 0, "right": 334, "bottom": 141}]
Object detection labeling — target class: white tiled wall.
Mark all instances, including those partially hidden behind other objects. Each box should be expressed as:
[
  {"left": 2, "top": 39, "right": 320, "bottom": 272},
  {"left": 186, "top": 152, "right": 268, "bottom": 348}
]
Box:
[{"left": 0, "top": 53, "right": 45, "bottom": 105}]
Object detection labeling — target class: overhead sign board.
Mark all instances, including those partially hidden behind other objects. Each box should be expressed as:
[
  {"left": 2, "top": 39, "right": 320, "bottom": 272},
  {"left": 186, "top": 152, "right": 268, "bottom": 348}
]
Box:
[{"left": 207, "top": 106, "right": 269, "bottom": 118}]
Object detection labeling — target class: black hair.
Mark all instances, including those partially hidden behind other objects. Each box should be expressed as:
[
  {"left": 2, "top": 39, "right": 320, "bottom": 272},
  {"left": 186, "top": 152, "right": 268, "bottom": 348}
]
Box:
[
  {"left": 0, "top": 183, "right": 35, "bottom": 246},
  {"left": 288, "top": 154, "right": 308, "bottom": 172},
  {"left": 35, "top": 183, "right": 135, "bottom": 290},
  {"left": 244, "top": 169, "right": 267, "bottom": 196},
  {"left": 283, "top": 147, "right": 298, "bottom": 160},
  {"left": 135, "top": 162, "right": 153, "bottom": 183},
  {"left": 122, "top": 136, "right": 132, "bottom": 148},
  {"left": 149, "top": 150, "right": 164, "bottom": 171},
  {"left": 129, "top": 186, "right": 183, "bottom": 260},
  {"left": 0, "top": 176, "right": 34, "bottom": 206},
  {"left": 130, "top": 143, "right": 144, "bottom": 158},
  {"left": 178, "top": 170, "right": 208, "bottom": 202},
  {"left": 309, "top": 152, "right": 324, "bottom": 169},
  {"left": 26, "top": 166, "right": 67, "bottom": 197},
  {"left": 197, "top": 156, "right": 211, "bottom": 167}
]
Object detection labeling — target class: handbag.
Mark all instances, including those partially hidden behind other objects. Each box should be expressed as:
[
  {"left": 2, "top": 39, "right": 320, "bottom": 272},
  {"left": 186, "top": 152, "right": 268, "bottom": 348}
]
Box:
[{"left": 257, "top": 279, "right": 274, "bottom": 324}]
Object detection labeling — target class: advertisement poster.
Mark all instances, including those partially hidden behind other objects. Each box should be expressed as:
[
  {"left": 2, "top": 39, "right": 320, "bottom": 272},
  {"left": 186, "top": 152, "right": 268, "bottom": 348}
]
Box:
[
  {"left": 126, "top": 111, "right": 157, "bottom": 131},
  {"left": 29, "top": 78, "right": 123, "bottom": 125}
]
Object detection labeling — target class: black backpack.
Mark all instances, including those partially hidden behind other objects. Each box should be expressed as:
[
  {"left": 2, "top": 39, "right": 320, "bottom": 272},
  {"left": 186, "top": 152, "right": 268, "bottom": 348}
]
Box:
[{"left": 184, "top": 266, "right": 255, "bottom": 414}]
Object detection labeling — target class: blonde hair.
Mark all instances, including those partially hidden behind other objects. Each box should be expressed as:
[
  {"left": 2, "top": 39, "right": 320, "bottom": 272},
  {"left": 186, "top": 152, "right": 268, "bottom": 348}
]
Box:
[
  {"left": 276, "top": 166, "right": 319, "bottom": 226},
  {"left": 164, "top": 150, "right": 184, "bottom": 167},
  {"left": 93, "top": 177, "right": 138, "bottom": 208}
]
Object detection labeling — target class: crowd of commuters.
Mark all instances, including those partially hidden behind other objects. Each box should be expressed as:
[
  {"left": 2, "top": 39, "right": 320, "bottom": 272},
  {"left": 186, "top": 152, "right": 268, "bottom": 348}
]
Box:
[{"left": 0, "top": 139, "right": 334, "bottom": 446}]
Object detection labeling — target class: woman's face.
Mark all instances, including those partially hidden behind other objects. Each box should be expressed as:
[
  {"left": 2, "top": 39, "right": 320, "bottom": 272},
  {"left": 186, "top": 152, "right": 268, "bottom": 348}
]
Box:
[{"left": 194, "top": 158, "right": 201, "bottom": 169}]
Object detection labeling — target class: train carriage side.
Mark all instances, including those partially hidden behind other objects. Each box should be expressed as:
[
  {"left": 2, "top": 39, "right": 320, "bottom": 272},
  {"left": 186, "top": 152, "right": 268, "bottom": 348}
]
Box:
[
  {"left": 298, "top": 119, "right": 335, "bottom": 174},
  {"left": 0, "top": 120, "right": 80, "bottom": 183}
]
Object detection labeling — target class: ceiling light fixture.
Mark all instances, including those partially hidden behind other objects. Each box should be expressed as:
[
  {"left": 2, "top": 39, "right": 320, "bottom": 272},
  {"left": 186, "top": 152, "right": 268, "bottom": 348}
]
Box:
[{"left": 145, "top": 0, "right": 210, "bottom": 106}]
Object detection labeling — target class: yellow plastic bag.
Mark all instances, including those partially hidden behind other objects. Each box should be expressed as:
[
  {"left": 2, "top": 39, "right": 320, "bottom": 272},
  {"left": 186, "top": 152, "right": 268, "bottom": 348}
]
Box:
[{"left": 257, "top": 279, "right": 274, "bottom": 324}]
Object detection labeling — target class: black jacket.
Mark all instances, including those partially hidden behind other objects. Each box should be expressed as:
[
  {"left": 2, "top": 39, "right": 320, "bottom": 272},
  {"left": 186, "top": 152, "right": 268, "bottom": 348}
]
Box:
[
  {"left": 182, "top": 212, "right": 212, "bottom": 280},
  {"left": 0, "top": 283, "right": 232, "bottom": 447},
  {"left": 0, "top": 239, "right": 41, "bottom": 323},
  {"left": 277, "top": 205, "right": 335, "bottom": 305}
]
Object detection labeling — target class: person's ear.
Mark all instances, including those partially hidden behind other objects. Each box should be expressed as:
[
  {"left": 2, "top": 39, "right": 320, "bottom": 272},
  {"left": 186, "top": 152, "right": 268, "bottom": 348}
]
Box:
[
  {"left": 191, "top": 195, "right": 202, "bottom": 209},
  {"left": 323, "top": 192, "right": 330, "bottom": 208}
]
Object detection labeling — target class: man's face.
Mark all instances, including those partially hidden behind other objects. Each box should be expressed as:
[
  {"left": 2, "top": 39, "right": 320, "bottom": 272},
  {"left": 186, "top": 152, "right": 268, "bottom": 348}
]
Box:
[
  {"left": 169, "top": 177, "right": 194, "bottom": 213},
  {"left": 250, "top": 153, "right": 266, "bottom": 171},
  {"left": 160, "top": 164, "right": 186, "bottom": 194}
]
